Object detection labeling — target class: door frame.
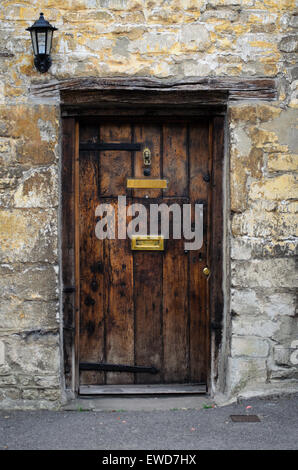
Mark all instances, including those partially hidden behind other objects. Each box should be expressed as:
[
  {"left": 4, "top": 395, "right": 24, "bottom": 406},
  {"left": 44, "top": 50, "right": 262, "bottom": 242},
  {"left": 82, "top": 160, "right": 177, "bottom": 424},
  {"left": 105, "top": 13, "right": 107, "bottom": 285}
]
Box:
[{"left": 61, "top": 82, "right": 226, "bottom": 395}]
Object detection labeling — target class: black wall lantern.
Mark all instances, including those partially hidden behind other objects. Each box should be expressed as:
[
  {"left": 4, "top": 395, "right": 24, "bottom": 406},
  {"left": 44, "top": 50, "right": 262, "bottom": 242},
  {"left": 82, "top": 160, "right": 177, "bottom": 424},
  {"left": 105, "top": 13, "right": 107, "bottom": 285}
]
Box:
[{"left": 26, "top": 12, "right": 57, "bottom": 73}]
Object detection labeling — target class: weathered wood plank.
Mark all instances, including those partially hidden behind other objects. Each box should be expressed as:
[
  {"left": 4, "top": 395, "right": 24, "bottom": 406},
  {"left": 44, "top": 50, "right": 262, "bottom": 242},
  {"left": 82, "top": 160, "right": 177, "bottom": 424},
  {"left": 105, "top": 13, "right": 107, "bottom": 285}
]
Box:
[
  {"left": 134, "top": 249, "right": 163, "bottom": 384},
  {"left": 104, "top": 206, "right": 135, "bottom": 384},
  {"left": 30, "top": 77, "right": 277, "bottom": 102},
  {"left": 189, "top": 120, "right": 210, "bottom": 383},
  {"left": 79, "top": 121, "right": 105, "bottom": 385},
  {"left": 163, "top": 204, "right": 189, "bottom": 383},
  {"left": 79, "top": 383, "right": 207, "bottom": 395},
  {"left": 61, "top": 117, "right": 76, "bottom": 390},
  {"left": 210, "top": 116, "right": 224, "bottom": 364},
  {"left": 100, "top": 123, "right": 132, "bottom": 197}
]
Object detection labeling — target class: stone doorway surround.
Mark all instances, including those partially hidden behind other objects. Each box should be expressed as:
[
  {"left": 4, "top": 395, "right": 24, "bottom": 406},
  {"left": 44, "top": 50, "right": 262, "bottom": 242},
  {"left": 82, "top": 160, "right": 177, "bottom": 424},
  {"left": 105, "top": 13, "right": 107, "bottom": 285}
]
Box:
[{"left": 29, "top": 76, "right": 285, "bottom": 404}]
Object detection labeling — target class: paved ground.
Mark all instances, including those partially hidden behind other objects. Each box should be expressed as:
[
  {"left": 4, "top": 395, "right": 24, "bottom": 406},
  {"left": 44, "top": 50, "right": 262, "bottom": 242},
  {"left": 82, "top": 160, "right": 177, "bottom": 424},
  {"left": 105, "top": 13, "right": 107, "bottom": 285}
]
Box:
[{"left": 0, "top": 394, "right": 297, "bottom": 450}]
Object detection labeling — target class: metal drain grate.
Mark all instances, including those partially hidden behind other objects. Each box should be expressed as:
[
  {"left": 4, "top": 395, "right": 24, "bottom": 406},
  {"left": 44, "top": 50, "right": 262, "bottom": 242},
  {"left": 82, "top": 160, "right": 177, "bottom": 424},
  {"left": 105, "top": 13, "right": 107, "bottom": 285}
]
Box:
[{"left": 230, "top": 415, "right": 261, "bottom": 422}]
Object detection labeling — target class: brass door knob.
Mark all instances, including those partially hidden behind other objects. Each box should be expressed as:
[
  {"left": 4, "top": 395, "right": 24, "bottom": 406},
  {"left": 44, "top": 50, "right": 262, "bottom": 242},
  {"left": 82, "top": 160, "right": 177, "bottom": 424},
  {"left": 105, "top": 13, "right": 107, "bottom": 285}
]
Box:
[{"left": 203, "top": 267, "right": 210, "bottom": 276}]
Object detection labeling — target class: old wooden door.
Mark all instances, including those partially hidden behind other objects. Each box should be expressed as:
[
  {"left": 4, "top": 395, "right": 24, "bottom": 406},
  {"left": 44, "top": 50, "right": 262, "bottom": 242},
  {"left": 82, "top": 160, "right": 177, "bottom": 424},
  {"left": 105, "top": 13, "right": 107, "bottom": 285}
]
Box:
[{"left": 78, "top": 118, "right": 212, "bottom": 389}]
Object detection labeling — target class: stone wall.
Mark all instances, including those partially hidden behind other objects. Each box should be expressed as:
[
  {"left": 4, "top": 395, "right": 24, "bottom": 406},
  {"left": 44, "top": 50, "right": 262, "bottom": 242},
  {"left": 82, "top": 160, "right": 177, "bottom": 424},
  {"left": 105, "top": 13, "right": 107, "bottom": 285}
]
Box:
[{"left": 0, "top": 0, "right": 297, "bottom": 408}]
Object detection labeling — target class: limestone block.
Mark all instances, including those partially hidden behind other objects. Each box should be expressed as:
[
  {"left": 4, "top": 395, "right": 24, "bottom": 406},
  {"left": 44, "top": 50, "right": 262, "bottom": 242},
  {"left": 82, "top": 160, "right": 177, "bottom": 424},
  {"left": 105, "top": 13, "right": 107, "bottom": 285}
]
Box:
[
  {"left": 231, "top": 238, "right": 252, "bottom": 260},
  {"left": 0, "top": 300, "right": 58, "bottom": 330},
  {"left": 262, "top": 293, "right": 296, "bottom": 318},
  {"left": 249, "top": 174, "right": 297, "bottom": 201},
  {"left": 232, "top": 317, "right": 279, "bottom": 338},
  {"left": 0, "top": 105, "right": 59, "bottom": 166},
  {"left": 289, "top": 80, "right": 298, "bottom": 108},
  {"left": 179, "top": 24, "right": 210, "bottom": 51},
  {"left": 261, "top": 108, "right": 298, "bottom": 153},
  {"left": 0, "top": 341, "right": 5, "bottom": 365},
  {"left": 273, "top": 346, "right": 296, "bottom": 366},
  {"left": 272, "top": 316, "right": 298, "bottom": 343},
  {"left": 270, "top": 367, "right": 298, "bottom": 380},
  {"left": 12, "top": 167, "right": 58, "bottom": 208},
  {"left": 231, "top": 336, "right": 269, "bottom": 358},
  {"left": 0, "top": 209, "right": 57, "bottom": 263},
  {"left": 128, "top": 32, "right": 177, "bottom": 54},
  {"left": 0, "top": 388, "right": 21, "bottom": 400},
  {"left": 0, "top": 375, "right": 17, "bottom": 386},
  {"left": 231, "top": 288, "right": 261, "bottom": 316},
  {"left": 231, "top": 259, "right": 297, "bottom": 289},
  {"left": 279, "top": 35, "right": 298, "bottom": 52},
  {"left": 232, "top": 210, "right": 297, "bottom": 239},
  {"left": 228, "top": 357, "right": 267, "bottom": 395},
  {"left": 231, "top": 238, "right": 298, "bottom": 258},
  {"left": 268, "top": 153, "right": 298, "bottom": 172},
  {"left": 0, "top": 265, "right": 58, "bottom": 301},
  {"left": 229, "top": 105, "right": 257, "bottom": 124},
  {"left": 5, "top": 333, "right": 60, "bottom": 375},
  {"left": 0, "top": 167, "right": 25, "bottom": 207}
]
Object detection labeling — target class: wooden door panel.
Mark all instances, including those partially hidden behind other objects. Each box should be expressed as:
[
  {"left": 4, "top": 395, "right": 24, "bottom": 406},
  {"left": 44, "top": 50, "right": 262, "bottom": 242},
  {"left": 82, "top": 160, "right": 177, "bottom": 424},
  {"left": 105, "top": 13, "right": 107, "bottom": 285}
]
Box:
[
  {"left": 100, "top": 123, "right": 132, "bottom": 196},
  {"left": 79, "top": 118, "right": 211, "bottom": 387}
]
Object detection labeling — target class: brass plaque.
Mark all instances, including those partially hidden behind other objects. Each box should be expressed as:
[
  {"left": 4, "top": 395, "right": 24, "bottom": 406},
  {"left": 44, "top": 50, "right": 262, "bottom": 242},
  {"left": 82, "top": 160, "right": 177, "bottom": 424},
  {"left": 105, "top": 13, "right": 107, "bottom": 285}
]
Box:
[
  {"left": 131, "top": 235, "right": 164, "bottom": 251},
  {"left": 127, "top": 178, "right": 168, "bottom": 189}
]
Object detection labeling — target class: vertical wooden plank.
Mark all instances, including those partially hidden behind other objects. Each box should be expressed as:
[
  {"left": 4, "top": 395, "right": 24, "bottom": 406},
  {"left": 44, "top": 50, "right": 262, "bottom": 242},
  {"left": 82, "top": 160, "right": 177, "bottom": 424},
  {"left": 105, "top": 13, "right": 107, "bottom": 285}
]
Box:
[
  {"left": 79, "top": 121, "right": 105, "bottom": 385},
  {"left": 101, "top": 123, "right": 135, "bottom": 384},
  {"left": 162, "top": 199, "right": 189, "bottom": 383},
  {"left": 134, "top": 200, "right": 163, "bottom": 383},
  {"left": 133, "top": 125, "right": 163, "bottom": 383},
  {"left": 189, "top": 120, "right": 210, "bottom": 383},
  {"left": 104, "top": 205, "right": 134, "bottom": 384},
  {"left": 61, "top": 117, "right": 76, "bottom": 390},
  {"left": 210, "top": 116, "right": 224, "bottom": 367},
  {"left": 74, "top": 120, "right": 80, "bottom": 392},
  {"left": 162, "top": 122, "right": 189, "bottom": 382},
  {"left": 163, "top": 123, "right": 188, "bottom": 197},
  {"left": 100, "top": 123, "right": 132, "bottom": 196},
  {"left": 133, "top": 124, "right": 162, "bottom": 198}
]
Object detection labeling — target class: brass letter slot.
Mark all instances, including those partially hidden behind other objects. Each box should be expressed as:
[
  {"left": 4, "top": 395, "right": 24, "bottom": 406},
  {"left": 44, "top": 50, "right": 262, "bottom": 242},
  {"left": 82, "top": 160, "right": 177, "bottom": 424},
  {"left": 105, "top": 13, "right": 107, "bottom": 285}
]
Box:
[
  {"left": 127, "top": 178, "right": 168, "bottom": 189},
  {"left": 131, "top": 235, "right": 164, "bottom": 251}
]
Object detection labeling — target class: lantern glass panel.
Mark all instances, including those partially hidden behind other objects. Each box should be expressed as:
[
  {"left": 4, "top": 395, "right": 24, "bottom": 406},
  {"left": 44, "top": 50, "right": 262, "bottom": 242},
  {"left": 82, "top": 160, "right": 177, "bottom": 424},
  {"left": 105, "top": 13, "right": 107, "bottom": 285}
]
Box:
[
  {"left": 37, "top": 31, "right": 46, "bottom": 54},
  {"left": 46, "top": 30, "right": 53, "bottom": 55},
  {"left": 30, "top": 31, "right": 38, "bottom": 55}
]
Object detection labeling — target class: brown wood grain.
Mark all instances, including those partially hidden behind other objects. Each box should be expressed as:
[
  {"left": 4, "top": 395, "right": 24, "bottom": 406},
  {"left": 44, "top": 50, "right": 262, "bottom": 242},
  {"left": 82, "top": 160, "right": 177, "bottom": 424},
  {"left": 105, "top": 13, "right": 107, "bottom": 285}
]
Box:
[
  {"left": 210, "top": 116, "right": 224, "bottom": 363},
  {"left": 100, "top": 123, "right": 132, "bottom": 197},
  {"left": 31, "top": 77, "right": 277, "bottom": 103},
  {"left": 189, "top": 120, "right": 211, "bottom": 383},
  {"left": 104, "top": 201, "right": 134, "bottom": 384},
  {"left": 134, "top": 248, "right": 163, "bottom": 384},
  {"left": 163, "top": 230, "right": 189, "bottom": 383},
  {"left": 79, "top": 121, "right": 105, "bottom": 385},
  {"left": 163, "top": 123, "right": 188, "bottom": 197},
  {"left": 61, "top": 117, "right": 76, "bottom": 389},
  {"left": 189, "top": 121, "right": 209, "bottom": 202}
]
